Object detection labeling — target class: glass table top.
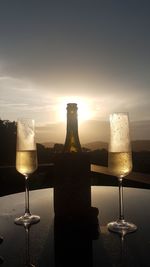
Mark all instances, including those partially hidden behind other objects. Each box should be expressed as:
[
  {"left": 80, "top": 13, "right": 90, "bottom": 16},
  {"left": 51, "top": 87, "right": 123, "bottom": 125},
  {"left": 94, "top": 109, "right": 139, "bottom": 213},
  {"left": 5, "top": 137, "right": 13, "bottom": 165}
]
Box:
[{"left": 0, "top": 186, "right": 150, "bottom": 267}]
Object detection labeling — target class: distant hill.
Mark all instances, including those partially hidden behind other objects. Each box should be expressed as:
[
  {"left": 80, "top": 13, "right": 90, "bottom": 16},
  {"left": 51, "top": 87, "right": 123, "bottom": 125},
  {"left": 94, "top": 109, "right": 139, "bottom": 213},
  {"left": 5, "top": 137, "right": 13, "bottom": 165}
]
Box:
[
  {"left": 83, "top": 141, "right": 108, "bottom": 151},
  {"left": 83, "top": 140, "right": 150, "bottom": 152},
  {"left": 130, "top": 120, "right": 150, "bottom": 140},
  {"left": 42, "top": 142, "right": 55, "bottom": 148},
  {"left": 41, "top": 140, "right": 150, "bottom": 151},
  {"left": 132, "top": 140, "right": 150, "bottom": 151}
]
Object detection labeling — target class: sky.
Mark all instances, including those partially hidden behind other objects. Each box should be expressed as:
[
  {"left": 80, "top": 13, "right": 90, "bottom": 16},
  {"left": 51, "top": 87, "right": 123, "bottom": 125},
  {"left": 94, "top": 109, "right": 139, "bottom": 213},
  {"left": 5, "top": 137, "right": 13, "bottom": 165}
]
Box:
[{"left": 0, "top": 0, "right": 150, "bottom": 143}]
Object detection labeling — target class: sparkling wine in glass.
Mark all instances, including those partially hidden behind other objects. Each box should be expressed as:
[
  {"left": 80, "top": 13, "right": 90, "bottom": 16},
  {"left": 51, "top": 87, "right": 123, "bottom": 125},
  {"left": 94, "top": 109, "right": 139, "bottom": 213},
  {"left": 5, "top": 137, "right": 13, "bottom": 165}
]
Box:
[
  {"left": 15, "top": 118, "right": 40, "bottom": 225},
  {"left": 107, "top": 113, "right": 137, "bottom": 234}
]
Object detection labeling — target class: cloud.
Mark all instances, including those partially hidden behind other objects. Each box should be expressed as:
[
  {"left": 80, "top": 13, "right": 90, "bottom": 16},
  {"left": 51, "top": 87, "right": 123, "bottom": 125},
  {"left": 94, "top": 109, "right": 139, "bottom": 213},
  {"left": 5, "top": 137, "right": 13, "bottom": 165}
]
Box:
[
  {"left": 0, "top": 75, "right": 62, "bottom": 123},
  {"left": 0, "top": 70, "right": 150, "bottom": 126},
  {"left": 0, "top": 101, "right": 28, "bottom": 108}
]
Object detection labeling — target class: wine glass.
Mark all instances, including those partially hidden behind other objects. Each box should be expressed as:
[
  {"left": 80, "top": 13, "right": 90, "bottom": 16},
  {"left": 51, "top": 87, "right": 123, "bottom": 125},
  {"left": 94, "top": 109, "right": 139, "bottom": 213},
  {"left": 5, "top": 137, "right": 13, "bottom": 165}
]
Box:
[
  {"left": 14, "top": 118, "right": 40, "bottom": 225},
  {"left": 107, "top": 113, "right": 137, "bottom": 234}
]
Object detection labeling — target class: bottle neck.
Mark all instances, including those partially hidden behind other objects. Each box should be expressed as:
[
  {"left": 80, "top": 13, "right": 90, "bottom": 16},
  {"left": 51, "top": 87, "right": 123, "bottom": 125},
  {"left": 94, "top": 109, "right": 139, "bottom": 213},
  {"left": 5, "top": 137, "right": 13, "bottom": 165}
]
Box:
[
  {"left": 66, "top": 111, "right": 78, "bottom": 134},
  {"left": 64, "top": 106, "right": 81, "bottom": 153}
]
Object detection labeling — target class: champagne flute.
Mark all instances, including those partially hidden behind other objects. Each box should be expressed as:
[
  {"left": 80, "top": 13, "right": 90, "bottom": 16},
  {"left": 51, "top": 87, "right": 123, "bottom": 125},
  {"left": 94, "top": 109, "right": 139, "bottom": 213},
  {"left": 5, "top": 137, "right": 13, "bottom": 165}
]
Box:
[
  {"left": 15, "top": 118, "right": 40, "bottom": 225},
  {"left": 107, "top": 113, "right": 137, "bottom": 234}
]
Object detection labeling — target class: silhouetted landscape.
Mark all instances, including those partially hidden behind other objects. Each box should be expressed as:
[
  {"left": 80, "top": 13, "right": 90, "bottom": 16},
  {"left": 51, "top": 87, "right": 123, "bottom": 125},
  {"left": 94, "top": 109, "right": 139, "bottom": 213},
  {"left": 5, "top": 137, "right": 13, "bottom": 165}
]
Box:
[
  {"left": 0, "top": 119, "right": 150, "bottom": 172},
  {"left": 0, "top": 119, "right": 150, "bottom": 196}
]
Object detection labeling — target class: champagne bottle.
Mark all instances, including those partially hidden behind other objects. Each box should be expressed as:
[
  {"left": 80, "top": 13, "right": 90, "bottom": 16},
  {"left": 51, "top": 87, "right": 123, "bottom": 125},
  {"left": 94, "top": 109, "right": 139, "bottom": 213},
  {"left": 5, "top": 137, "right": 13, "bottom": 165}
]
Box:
[
  {"left": 54, "top": 103, "right": 99, "bottom": 230},
  {"left": 63, "top": 103, "right": 82, "bottom": 152}
]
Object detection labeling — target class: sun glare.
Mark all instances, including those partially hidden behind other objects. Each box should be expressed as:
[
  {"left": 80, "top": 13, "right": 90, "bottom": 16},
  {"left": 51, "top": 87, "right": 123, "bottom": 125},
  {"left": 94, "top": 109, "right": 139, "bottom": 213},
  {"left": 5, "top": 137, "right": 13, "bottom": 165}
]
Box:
[{"left": 58, "top": 97, "right": 93, "bottom": 124}]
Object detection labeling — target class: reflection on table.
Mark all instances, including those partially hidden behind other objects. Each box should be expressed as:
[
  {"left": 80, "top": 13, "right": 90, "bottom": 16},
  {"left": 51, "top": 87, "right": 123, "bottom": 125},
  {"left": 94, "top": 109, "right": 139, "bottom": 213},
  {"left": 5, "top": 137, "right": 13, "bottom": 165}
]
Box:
[{"left": 0, "top": 186, "right": 150, "bottom": 266}]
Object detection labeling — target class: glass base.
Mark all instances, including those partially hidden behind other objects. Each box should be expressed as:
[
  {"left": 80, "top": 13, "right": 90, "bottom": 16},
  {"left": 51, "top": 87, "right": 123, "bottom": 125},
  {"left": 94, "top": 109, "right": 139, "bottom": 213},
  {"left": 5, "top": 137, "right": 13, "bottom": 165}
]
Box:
[
  {"left": 14, "top": 213, "right": 40, "bottom": 226},
  {"left": 107, "top": 219, "right": 137, "bottom": 234}
]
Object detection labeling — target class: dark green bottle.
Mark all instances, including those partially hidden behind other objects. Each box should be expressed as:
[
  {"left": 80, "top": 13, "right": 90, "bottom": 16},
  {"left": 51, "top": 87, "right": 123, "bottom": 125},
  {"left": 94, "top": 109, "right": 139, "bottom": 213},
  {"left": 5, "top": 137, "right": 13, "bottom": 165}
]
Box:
[{"left": 63, "top": 103, "right": 82, "bottom": 152}]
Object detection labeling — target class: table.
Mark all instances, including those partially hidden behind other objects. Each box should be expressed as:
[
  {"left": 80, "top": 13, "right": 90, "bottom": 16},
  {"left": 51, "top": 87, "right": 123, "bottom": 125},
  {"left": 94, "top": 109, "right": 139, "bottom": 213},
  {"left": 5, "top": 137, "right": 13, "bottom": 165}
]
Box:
[{"left": 0, "top": 186, "right": 150, "bottom": 267}]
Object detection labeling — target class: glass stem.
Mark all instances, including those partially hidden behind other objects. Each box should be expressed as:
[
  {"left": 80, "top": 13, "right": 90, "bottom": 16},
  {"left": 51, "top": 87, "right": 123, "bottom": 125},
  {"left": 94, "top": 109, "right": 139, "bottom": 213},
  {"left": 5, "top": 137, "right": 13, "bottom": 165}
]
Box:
[
  {"left": 118, "top": 178, "right": 124, "bottom": 221},
  {"left": 25, "top": 175, "right": 30, "bottom": 215}
]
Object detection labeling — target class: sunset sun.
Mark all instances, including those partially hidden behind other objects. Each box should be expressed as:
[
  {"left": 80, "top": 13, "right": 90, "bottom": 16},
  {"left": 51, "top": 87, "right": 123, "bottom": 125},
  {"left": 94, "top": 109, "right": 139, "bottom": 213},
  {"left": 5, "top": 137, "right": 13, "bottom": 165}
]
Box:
[{"left": 58, "top": 97, "right": 93, "bottom": 124}]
